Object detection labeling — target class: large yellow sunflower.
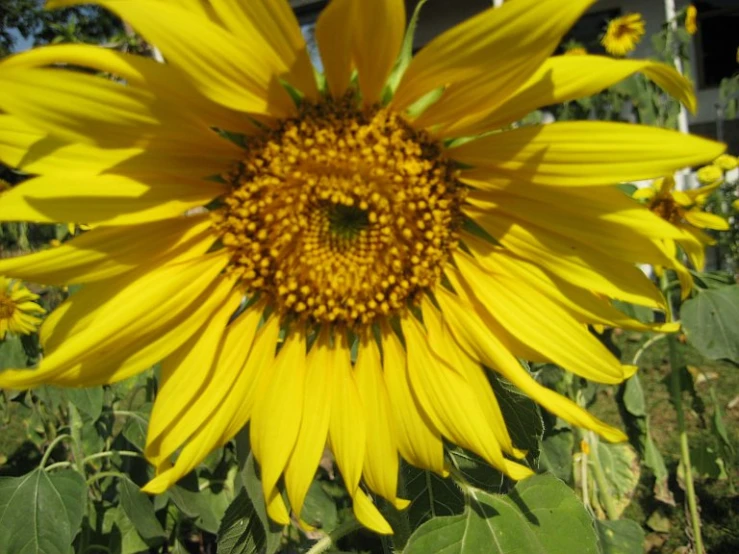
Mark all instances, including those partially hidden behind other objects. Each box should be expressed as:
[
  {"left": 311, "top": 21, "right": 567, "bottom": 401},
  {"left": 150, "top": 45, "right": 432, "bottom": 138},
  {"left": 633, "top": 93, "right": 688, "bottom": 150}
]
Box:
[
  {"left": 602, "top": 13, "right": 646, "bottom": 56},
  {"left": 0, "top": 277, "right": 45, "bottom": 338},
  {"left": 0, "top": 0, "right": 724, "bottom": 534}
]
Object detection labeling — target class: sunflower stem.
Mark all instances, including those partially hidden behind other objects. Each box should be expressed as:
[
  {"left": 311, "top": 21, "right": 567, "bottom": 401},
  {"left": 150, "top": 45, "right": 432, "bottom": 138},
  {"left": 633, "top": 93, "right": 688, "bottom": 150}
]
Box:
[
  {"left": 39, "top": 433, "right": 72, "bottom": 469},
  {"left": 667, "top": 333, "right": 704, "bottom": 554},
  {"left": 661, "top": 274, "right": 704, "bottom": 554},
  {"left": 305, "top": 518, "right": 361, "bottom": 554}
]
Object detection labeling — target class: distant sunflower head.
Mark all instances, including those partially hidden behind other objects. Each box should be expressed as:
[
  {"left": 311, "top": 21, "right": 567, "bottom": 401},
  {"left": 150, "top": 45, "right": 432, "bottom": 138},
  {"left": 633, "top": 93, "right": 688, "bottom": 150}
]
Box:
[
  {"left": 633, "top": 177, "right": 729, "bottom": 293},
  {"left": 0, "top": 0, "right": 725, "bottom": 535},
  {"left": 0, "top": 277, "right": 45, "bottom": 339},
  {"left": 602, "top": 13, "right": 646, "bottom": 56},
  {"left": 686, "top": 5, "right": 698, "bottom": 35}
]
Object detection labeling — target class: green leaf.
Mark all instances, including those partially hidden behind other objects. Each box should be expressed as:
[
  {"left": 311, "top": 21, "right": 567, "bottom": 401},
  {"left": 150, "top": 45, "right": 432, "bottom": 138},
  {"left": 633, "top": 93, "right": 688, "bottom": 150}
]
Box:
[
  {"left": 107, "top": 506, "right": 151, "bottom": 554},
  {"left": 0, "top": 334, "right": 27, "bottom": 370},
  {"left": 66, "top": 386, "right": 104, "bottom": 421},
  {"left": 538, "top": 430, "right": 574, "bottom": 484},
  {"left": 681, "top": 286, "right": 739, "bottom": 363},
  {"left": 301, "top": 481, "right": 339, "bottom": 532},
  {"left": 217, "top": 489, "right": 267, "bottom": 554},
  {"left": 404, "top": 465, "right": 464, "bottom": 530},
  {"left": 682, "top": 444, "right": 727, "bottom": 481},
  {"left": 404, "top": 474, "right": 599, "bottom": 554},
  {"left": 489, "top": 374, "right": 543, "bottom": 461},
  {"left": 596, "top": 519, "right": 645, "bottom": 554},
  {"left": 118, "top": 476, "right": 166, "bottom": 544},
  {"left": 120, "top": 403, "right": 151, "bottom": 451},
  {"left": 595, "top": 442, "right": 640, "bottom": 518},
  {"left": 168, "top": 472, "right": 228, "bottom": 535},
  {"left": 0, "top": 468, "right": 87, "bottom": 554},
  {"left": 239, "top": 453, "right": 283, "bottom": 554},
  {"left": 621, "top": 375, "right": 646, "bottom": 418}
]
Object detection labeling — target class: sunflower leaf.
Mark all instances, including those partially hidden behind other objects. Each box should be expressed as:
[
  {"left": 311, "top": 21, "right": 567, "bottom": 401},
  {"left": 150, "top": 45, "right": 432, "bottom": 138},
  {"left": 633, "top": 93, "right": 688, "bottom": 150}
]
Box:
[
  {"left": 403, "top": 474, "right": 599, "bottom": 554},
  {"left": 0, "top": 468, "right": 87, "bottom": 554},
  {"left": 596, "top": 519, "right": 645, "bottom": 554},
  {"left": 681, "top": 285, "right": 739, "bottom": 363}
]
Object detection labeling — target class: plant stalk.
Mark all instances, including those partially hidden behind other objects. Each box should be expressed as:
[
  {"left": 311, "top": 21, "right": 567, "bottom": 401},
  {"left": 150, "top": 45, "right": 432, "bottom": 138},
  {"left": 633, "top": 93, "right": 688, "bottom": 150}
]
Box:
[
  {"left": 667, "top": 334, "right": 704, "bottom": 554},
  {"left": 305, "top": 518, "right": 361, "bottom": 554},
  {"left": 661, "top": 274, "right": 704, "bottom": 554}
]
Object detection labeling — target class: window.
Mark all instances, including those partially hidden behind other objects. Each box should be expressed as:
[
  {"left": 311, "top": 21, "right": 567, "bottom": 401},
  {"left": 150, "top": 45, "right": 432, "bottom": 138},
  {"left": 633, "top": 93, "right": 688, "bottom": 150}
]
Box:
[{"left": 695, "top": 1, "right": 739, "bottom": 89}]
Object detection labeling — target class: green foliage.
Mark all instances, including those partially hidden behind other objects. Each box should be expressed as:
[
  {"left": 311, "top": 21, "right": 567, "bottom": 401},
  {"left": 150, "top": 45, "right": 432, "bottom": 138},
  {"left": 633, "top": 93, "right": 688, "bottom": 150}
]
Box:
[
  {"left": 404, "top": 475, "right": 600, "bottom": 554},
  {"left": 0, "top": 468, "right": 87, "bottom": 554},
  {"left": 681, "top": 285, "right": 739, "bottom": 363}
]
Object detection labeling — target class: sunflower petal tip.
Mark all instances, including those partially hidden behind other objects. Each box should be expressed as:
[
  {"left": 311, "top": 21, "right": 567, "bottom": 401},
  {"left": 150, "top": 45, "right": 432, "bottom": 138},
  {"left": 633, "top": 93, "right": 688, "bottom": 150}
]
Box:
[{"left": 623, "top": 364, "right": 639, "bottom": 379}]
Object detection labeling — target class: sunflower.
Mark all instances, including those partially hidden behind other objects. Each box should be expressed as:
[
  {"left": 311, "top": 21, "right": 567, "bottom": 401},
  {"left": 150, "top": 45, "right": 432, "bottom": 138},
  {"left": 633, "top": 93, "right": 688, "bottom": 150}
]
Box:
[
  {"left": 602, "top": 13, "right": 646, "bottom": 56},
  {"left": 0, "top": 0, "right": 724, "bottom": 534},
  {"left": 0, "top": 277, "right": 45, "bottom": 339},
  {"left": 686, "top": 5, "right": 698, "bottom": 35},
  {"left": 633, "top": 177, "right": 729, "bottom": 293}
]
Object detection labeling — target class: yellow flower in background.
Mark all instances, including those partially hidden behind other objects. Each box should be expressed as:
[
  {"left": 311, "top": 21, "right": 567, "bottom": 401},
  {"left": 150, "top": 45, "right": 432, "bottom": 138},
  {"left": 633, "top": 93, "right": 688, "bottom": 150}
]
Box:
[
  {"left": 685, "top": 5, "right": 697, "bottom": 35},
  {"left": 0, "top": 277, "right": 45, "bottom": 339},
  {"left": 633, "top": 177, "right": 729, "bottom": 293},
  {"left": 696, "top": 164, "right": 724, "bottom": 185},
  {"left": 713, "top": 154, "right": 738, "bottom": 172},
  {"left": 602, "top": 13, "right": 646, "bottom": 56},
  {"left": 0, "top": 0, "right": 724, "bottom": 533},
  {"left": 732, "top": 199, "right": 739, "bottom": 211}
]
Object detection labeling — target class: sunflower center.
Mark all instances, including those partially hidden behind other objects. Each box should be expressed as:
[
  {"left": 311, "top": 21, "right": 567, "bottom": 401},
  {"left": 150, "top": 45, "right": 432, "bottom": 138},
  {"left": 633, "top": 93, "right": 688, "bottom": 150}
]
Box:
[
  {"left": 213, "top": 99, "right": 465, "bottom": 326},
  {"left": 650, "top": 197, "right": 682, "bottom": 225},
  {"left": 0, "top": 295, "right": 15, "bottom": 319}
]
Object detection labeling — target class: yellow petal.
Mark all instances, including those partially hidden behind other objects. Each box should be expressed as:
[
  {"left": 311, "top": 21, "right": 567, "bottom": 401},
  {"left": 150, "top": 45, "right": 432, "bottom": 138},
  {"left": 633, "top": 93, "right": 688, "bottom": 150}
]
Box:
[
  {"left": 328, "top": 333, "right": 366, "bottom": 496},
  {"left": 223, "top": 315, "right": 282, "bottom": 439},
  {"left": 354, "top": 331, "right": 407, "bottom": 507},
  {"left": 454, "top": 55, "right": 697, "bottom": 137},
  {"left": 353, "top": 489, "right": 393, "bottom": 535},
  {"left": 684, "top": 209, "right": 730, "bottom": 231},
  {"left": 420, "top": 297, "right": 524, "bottom": 459},
  {"left": 0, "top": 216, "right": 213, "bottom": 285},
  {"left": 315, "top": 0, "right": 354, "bottom": 98},
  {"left": 464, "top": 235, "right": 675, "bottom": 333},
  {"left": 0, "top": 252, "right": 232, "bottom": 388},
  {"left": 632, "top": 187, "right": 657, "bottom": 201},
  {"left": 250, "top": 328, "right": 306, "bottom": 526},
  {"left": 145, "top": 293, "right": 257, "bottom": 466},
  {"left": 453, "top": 251, "right": 633, "bottom": 385},
  {"left": 353, "top": 0, "right": 405, "bottom": 104},
  {"left": 435, "top": 286, "right": 628, "bottom": 442},
  {"left": 0, "top": 174, "right": 225, "bottom": 226},
  {"left": 76, "top": 0, "right": 295, "bottom": 118},
  {"left": 462, "top": 206, "right": 669, "bottom": 309},
  {"left": 0, "top": 68, "right": 225, "bottom": 149},
  {"left": 1, "top": 43, "right": 259, "bottom": 135},
  {"left": 380, "top": 323, "right": 447, "bottom": 475},
  {"left": 284, "top": 329, "right": 333, "bottom": 520},
  {"left": 401, "top": 313, "right": 533, "bottom": 480},
  {"left": 142, "top": 303, "right": 270, "bottom": 494},
  {"left": 401, "top": 0, "right": 593, "bottom": 133},
  {"left": 208, "top": 0, "right": 318, "bottom": 101},
  {"left": 0, "top": 115, "right": 235, "bottom": 178},
  {"left": 452, "top": 122, "right": 726, "bottom": 187}
]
